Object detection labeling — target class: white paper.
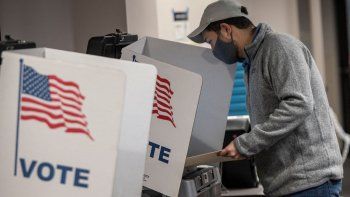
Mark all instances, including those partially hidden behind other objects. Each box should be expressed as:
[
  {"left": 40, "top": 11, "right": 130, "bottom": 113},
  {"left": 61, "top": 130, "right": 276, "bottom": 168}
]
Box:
[{"left": 185, "top": 151, "right": 241, "bottom": 167}]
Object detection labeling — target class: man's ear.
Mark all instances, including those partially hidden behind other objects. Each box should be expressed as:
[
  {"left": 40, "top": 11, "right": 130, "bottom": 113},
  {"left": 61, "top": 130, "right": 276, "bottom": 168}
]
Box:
[{"left": 219, "top": 23, "right": 232, "bottom": 40}]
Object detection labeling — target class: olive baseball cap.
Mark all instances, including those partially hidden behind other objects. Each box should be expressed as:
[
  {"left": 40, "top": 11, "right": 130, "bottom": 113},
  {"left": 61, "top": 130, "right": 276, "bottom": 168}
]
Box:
[{"left": 188, "top": 0, "right": 248, "bottom": 43}]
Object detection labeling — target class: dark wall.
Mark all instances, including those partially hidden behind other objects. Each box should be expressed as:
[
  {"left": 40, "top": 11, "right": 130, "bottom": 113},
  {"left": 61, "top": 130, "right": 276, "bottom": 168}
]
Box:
[
  {"left": 0, "top": 0, "right": 128, "bottom": 52},
  {"left": 335, "top": 0, "right": 350, "bottom": 132},
  {"left": 72, "top": 0, "right": 127, "bottom": 53},
  {"left": 0, "top": 0, "right": 75, "bottom": 51}
]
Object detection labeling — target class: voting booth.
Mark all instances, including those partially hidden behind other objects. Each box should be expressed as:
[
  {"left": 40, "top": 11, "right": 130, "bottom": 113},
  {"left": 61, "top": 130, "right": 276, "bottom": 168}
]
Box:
[
  {"left": 0, "top": 37, "right": 235, "bottom": 197},
  {"left": 122, "top": 37, "right": 235, "bottom": 196},
  {"left": 0, "top": 48, "right": 157, "bottom": 197}
]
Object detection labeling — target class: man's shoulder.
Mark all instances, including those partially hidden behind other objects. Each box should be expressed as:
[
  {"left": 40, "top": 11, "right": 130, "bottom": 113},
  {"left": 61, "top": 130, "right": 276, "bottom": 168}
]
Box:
[{"left": 262, "top": 31, "right": 305, "bottom": 53}]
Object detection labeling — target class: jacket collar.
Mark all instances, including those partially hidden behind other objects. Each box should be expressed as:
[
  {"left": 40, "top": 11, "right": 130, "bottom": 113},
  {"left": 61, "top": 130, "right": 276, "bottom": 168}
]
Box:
[{"left": 244, "top": 23, "right": 272, "bottom": 63}]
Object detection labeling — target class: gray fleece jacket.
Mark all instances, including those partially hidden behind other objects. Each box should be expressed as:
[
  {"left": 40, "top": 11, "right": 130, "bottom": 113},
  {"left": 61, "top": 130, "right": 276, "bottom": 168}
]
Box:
[{"left": 234, "top": 23, "right": 343, "bottom": 196}]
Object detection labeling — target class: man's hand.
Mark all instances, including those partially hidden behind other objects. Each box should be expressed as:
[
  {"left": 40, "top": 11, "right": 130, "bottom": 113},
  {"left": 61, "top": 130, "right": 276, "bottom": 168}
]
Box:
[{"left": 218, "top": 141, "right": 246, "bottom": 159}]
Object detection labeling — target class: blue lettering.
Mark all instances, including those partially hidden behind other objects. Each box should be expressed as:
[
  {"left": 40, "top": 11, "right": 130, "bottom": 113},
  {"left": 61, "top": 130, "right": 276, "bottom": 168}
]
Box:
[
  {"left": 37, "top": 162, "right": 55, "bottom": 181},
  {"left": 20, "top": 158, "right": 37, "bottom": 178},
  {"left": 159, "top": 146, "right": 171, "bottom": 164},
  {"left": 57, "top": 165, "right": 73, "bottom": 184},
  {"left": 74, "top": 168, "right": 90, "bottom": 188},
  {"left": 148, "top": 141, "right": 172, "bottom": 164},
  {"left": 149, "top": 141, "right": 160, "bottom": 158},
  {"left": 18, "top": 158, "right": 89, "bottom": 188}
]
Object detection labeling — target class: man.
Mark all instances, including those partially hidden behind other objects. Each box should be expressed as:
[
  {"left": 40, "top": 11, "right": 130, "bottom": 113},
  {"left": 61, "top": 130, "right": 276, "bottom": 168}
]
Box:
[{"left": 188, "top": 0, "right": 343, "bottom": 196}]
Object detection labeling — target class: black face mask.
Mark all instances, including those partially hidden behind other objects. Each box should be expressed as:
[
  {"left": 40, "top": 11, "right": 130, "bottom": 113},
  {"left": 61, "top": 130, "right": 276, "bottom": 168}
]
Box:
[{"left": 213, "top": 36, "right": 242, "bottom": 64}]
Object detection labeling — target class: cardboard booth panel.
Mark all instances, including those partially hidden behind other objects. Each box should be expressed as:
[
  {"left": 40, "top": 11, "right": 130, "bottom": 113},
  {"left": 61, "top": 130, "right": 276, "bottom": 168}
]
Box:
[
  {"left": 13, "top": 48, "right": 158, "bottom": 197},
  {"left": 0, "top": 52, "right": 126, "bottom": 197},
  {"left": 0, "top": 49, "right": 157, "bottom": 197},
  {"left": 122, "top": 51, "right": 202, "bottom": 196},
  {"left": 122, "top": 37, "right": 236, "bottom": 157}
]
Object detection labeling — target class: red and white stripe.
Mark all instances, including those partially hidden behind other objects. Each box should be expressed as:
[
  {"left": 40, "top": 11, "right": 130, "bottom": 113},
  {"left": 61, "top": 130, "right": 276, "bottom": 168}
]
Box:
[
  {"left": 153, "top": 75, "right": 176, "bottom": 128},
  {"left": 21, "top": 75, "right": 93, "bottom": 140}
]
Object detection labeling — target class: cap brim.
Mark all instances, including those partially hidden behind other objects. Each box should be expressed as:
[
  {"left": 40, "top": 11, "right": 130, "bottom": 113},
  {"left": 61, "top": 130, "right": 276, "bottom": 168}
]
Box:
[{"left": 187, "top": 23, "right": 209, "bottom": 43}]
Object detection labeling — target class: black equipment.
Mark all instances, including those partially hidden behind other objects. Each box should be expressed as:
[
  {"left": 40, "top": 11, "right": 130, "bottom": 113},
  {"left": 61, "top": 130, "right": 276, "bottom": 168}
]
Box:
[
  {"left": 86, "top": 29, "right": 138, "bottom": 59},
  {"left": 221, "top": 117, "right": 259, "bottom": 189},
  {"left": 0, "top": 34, "right": 36, "bottom": 64}
]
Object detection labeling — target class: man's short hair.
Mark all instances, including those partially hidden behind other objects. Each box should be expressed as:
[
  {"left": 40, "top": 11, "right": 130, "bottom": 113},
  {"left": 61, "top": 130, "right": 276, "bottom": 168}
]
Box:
[{"left": 205, "top": 7, "right": 254, "bottom": 34}]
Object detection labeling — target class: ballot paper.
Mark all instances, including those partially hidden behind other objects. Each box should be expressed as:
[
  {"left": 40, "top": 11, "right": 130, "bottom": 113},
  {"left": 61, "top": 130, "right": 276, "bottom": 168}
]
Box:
[{"left": 185, "top": 151, "right": 242, "bottom": 167}]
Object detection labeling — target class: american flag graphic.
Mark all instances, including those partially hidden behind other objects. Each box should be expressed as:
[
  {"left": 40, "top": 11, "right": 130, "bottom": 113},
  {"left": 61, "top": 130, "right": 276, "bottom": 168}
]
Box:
[
  {"left": 19, "top": 61, "right": 93, "bottom": 140},
  {"left": 153, "top": 75, "right": 176, "bottom": 128}
]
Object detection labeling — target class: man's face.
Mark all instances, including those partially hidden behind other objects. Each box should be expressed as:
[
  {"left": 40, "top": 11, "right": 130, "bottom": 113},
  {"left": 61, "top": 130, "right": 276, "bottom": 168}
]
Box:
[
  {"left": 202, "top": 23, "right": 243, "bottom": 58},
  {"left": 202, "top": 23, "right": 243, "bottom": 64},
  {"left": 202, "top": 30, "right": 219, "bottom": 49}
]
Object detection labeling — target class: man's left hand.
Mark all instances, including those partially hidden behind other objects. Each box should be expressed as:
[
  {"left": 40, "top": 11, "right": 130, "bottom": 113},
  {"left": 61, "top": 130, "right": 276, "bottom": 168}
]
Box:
[{"left": 218, "top": 140, "right": 246, "bottom": 159}]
